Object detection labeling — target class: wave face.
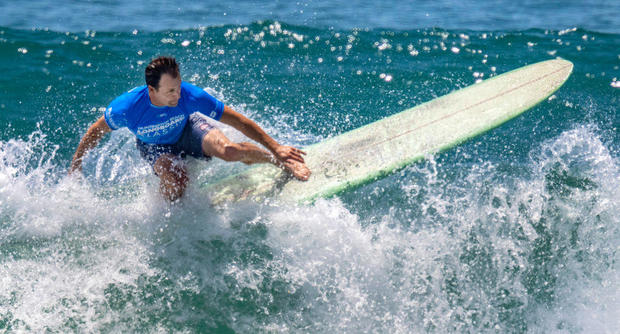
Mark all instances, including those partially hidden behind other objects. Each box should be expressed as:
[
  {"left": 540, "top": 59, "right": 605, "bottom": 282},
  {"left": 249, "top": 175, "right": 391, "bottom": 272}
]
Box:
[{"left": 0, "top": 12, "right": 619, "bottom": 334}]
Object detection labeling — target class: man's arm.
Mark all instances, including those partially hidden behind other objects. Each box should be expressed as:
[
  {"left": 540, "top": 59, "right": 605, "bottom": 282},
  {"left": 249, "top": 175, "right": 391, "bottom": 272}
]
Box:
[
  {"left": 69, "top": 116, "right": 112, "bottom": 173},
  {"left": 219, "top": 105, "right": 306, "bottom": 164}
]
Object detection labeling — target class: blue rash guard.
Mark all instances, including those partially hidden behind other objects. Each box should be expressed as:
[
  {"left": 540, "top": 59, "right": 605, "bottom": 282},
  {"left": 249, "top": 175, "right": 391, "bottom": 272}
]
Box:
[{"left": 104, "top": 81, "right": 224, "bottom": 144}]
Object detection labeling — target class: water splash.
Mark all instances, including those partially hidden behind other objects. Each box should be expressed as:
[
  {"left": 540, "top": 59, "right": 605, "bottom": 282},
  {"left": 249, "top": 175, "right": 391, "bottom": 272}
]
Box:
[{"left": 0, "top": 119, "right": 618, "bottom": 333}]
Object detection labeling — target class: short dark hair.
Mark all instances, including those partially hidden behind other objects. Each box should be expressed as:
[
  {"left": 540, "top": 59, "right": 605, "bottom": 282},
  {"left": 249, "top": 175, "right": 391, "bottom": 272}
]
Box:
[{"left": 145, "top": 56, "right": 180, "bottom": 89}]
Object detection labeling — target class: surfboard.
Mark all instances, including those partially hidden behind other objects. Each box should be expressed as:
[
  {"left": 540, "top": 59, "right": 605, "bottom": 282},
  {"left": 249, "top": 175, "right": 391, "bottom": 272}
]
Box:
[{"left": 205, "top": 58, "right": 573, "bottom": 206}]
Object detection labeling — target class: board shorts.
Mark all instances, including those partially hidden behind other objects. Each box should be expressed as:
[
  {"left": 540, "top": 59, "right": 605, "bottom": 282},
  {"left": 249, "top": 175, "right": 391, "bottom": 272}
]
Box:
[{"left": 136, "top": 112, "right": 214, "bottom": 168}]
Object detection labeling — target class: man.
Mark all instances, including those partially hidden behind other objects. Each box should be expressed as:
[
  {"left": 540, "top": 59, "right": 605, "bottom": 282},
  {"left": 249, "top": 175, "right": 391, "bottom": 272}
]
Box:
[{"left": 70, "top": 56, "right": 311, "bottom": 201}]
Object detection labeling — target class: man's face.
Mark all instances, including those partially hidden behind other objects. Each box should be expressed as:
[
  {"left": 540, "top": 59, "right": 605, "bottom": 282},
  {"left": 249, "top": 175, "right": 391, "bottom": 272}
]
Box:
[{"left": 149, "top": 73, "right": 181, "bottom": 107}]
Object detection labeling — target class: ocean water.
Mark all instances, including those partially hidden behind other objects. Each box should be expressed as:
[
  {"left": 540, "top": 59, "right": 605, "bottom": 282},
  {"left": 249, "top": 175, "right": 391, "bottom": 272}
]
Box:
[{"left": 1, "top": 1, "right": 619, "bottom": 333}]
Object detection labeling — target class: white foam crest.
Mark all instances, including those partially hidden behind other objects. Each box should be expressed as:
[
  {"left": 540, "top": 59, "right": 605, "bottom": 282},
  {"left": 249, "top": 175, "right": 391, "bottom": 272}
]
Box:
[
  {"left": 454, "top": 126, "right": 619, "bottom": 333},
  {"left": 525, "top": 126, "right": 620, "bottom": 333},
  {"left": 244, "top": 199, "right": 407, "bottom": 332},
  {"left": 0, "top": 129, "right": 165, "bottom": 239},
  {"left": 404, "top": 125, "right": 620, "bottom": 332},
  {"left": 233, "top": 125, "right": 619, "bottom": 332},
  {"left": 215, "top": 198, "right": 474, "bottom": 333},
  {"left": 0, "top": 130, "right": 77, "bottom": 237},
  {"left": 0, "top": 236, "right": 157, "bottom": 332},
  {"left": 216, "top": 195, "right": 519, "bottom": 332},
  {"left": 1, "top": 121, "right": 618, "bottom": 332},
  {"left": 0, "top": 130, "right": 188, "bottom": 331}
]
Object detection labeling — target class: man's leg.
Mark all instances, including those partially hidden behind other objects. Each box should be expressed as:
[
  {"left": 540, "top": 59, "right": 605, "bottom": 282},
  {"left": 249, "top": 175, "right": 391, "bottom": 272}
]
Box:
[
  {"left": 153, "top": 153, "right": 188, "bottom": 201},
  {"left": 201, "top": 128, "right": 273, "bottom": 165},
  {"left": 201, "top": 128, "right": 311, "bottom": 180}
]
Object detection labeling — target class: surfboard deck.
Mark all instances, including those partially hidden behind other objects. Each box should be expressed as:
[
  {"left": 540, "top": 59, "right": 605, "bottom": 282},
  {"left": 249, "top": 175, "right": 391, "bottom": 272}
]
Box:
[{"left": 204, "top": 58, "right": 573, "bottom": 206}]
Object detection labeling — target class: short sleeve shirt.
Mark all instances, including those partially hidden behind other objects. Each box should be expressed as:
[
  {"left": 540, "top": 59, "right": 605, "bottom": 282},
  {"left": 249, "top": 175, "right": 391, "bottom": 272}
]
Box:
[{"left": 104, "top": 82, "right": 224, "bottom": 144}]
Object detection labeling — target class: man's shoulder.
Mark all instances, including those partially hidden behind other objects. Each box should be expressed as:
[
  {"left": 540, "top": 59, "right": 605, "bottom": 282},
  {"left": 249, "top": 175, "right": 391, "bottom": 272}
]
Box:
[
  {"left": 110, "top": 85, "right": 148, "bottom": 109},
  {"left": 116, "top": 85, "right": 147, "bottom": 102},
  {"left": 181, "top": 81, "right": 205, "bottom": 97}
]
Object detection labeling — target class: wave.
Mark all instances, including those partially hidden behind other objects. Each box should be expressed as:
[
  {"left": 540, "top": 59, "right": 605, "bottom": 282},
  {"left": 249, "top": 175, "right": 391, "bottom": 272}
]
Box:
[{"left": 0, "top": 114, "right": 618, "bottom": 332}]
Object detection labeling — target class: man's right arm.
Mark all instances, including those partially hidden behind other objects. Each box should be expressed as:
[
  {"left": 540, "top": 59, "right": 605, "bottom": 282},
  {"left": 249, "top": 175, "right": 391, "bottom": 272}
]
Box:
[{"left": 69, "top": 116, "right": 112, "bottom": 174}]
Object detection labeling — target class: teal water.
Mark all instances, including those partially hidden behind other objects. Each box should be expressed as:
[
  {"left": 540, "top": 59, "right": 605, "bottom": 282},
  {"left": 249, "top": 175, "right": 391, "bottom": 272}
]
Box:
[{"left": 1, "top": 4, "right": 619, "bottom": 333}]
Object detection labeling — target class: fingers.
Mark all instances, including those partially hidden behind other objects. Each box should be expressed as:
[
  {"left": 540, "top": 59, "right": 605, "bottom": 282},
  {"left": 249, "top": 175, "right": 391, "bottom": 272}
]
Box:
[
  {"left": 281, "top": 147, "right": 307, "bottom": 163},
  {"left": 289, "top": 152, "right": 305, "bottom": 163},
  {"left": 284, "top": 160, "right": 311, "bottom": 181},
  {"left": 68, "top": 164, "right": 82, "bottom": 175}
]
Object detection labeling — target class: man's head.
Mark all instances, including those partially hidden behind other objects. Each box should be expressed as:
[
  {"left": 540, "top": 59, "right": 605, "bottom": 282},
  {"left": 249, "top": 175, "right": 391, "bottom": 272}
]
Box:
[{"left": 145, "top": 56, "right": 182, "bottom": 107}]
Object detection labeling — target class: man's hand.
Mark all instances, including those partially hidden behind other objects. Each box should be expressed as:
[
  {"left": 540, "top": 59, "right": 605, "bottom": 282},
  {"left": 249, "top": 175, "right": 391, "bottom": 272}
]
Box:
[
  {"left": 68, "top": 160, "right": 82, "bottom": 175},
  {"left": 274, "top": 145, "right": 306, "bottom": 164},
  {"left": 274, "top": 145, "right": 311, "bottom": 181},
  {"left": 283, "top": 158, "right": 311, "bottom": 181}
]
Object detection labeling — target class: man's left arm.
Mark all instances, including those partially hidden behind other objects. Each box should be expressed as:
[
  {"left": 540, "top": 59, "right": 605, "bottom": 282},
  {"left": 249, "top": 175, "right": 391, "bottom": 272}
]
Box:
[{"left": 219, "top": 105, "right": 306, "bottom": 164}]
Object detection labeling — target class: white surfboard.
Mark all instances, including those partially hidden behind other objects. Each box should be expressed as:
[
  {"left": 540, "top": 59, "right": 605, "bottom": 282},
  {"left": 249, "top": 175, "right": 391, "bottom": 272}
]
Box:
[{"left": 205, "top": 58, "right": 573, "bottom": 205}]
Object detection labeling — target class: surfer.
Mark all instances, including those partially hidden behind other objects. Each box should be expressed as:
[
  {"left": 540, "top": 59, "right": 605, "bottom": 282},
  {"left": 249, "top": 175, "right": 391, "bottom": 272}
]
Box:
[{"left": 69, "top": 56, "right": 311, "bottom": 201}]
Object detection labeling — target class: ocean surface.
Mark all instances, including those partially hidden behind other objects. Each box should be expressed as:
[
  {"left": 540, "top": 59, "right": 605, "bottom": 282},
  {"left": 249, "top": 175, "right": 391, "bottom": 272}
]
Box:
[{"left": 1, "top": 1, "right": 619, "bottom": 332}]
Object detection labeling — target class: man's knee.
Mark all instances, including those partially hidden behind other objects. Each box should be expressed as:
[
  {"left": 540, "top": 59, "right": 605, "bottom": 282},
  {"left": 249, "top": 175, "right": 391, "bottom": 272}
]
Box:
[
  {"left": 221, "top": 143, "right": 243, "bottom": 162},
  {"left": 153, "top": 155, "right": 188, "bottom": 200}
]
